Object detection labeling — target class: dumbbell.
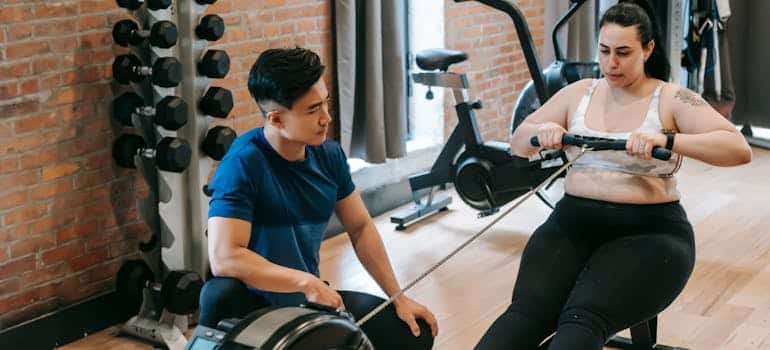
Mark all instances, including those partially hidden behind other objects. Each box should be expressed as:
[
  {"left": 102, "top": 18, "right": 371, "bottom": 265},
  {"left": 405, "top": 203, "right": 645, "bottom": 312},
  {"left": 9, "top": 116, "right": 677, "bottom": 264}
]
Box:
[
  {"left": 196, "top": 14, "right": 225, "bottom": 41},
  {"left": 203, "top": 126, "right": 237, "bottom": 160},
  {"left": 199, "top": 87, "right": 233, "bottom": 118},
  {"left": 195, "top": 0, "right": 218, "bottom": 4},
  {"left": 113, "top": 134, "right": 191, "bottom": 172},
  {"left": 116, "top": 260, "right": 204, "bottom": 315},
  {"left": 113, "top": 54, "right": 182, "bottom": 88},
  {"left": 113, "top": 92, "right": 188, "bottom": 130},
  {"left": 116, "top": 0, "right": 172, "bottom": 10},
  {"left": 113, "top": 19, "right": 178, "bottom": 48},
  {"left": 198, "top": 50, "right": 230, "bottom": 79}
]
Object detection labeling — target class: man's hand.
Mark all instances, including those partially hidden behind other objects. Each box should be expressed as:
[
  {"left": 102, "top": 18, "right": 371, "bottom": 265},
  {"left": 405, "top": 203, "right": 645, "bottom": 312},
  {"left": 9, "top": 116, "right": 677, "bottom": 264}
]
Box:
[
  {"left": 298, "top": 274, "right": 345, "bottom": 310},
  {"left": 393, "top": 295, "right": 438, "bottom": 337}
]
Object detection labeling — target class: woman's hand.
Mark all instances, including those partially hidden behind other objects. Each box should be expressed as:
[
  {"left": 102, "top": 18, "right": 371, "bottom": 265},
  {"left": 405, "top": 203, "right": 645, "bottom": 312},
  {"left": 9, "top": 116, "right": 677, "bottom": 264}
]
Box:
[
  {"left": 626, "top": 131, "right": 667, "bottom": 160},
  {"left": 535, "top": 122, "right": 568, "bottom": 150}
]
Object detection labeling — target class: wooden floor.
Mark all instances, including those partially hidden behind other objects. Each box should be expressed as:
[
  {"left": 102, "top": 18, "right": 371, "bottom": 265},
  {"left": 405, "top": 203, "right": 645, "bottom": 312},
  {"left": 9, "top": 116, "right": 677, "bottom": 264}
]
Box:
[{"left": 61, "top": 147, "right": 770, "bottom": 349}]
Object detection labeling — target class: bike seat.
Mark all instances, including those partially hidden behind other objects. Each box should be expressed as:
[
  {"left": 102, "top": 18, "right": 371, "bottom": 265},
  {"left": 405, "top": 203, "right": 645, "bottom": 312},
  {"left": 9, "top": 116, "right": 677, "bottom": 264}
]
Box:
[{"left": 416, "top": 49, "right": 468, "bottom": 71}]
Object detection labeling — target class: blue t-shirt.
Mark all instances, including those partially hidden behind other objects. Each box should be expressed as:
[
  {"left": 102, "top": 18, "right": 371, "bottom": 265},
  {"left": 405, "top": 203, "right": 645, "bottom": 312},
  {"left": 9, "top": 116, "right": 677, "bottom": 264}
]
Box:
[{"left": 208, "top": 127, "right": 355, "bottom": 306}]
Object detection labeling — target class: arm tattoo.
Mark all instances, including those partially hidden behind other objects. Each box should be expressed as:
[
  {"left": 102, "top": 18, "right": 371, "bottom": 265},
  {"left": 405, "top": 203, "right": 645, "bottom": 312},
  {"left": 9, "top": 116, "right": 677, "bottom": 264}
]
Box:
[{"left": 675, "top": 88, "right": 708, "bottom": 107}]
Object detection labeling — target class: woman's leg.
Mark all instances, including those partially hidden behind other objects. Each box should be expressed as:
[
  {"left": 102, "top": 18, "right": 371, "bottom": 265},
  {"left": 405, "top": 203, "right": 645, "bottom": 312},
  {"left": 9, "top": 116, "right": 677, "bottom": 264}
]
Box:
[
  {"left": 547, "top": 230, "right": 695, "bottom": 350},
  {"left": 339, "top": 290, "right": 433, "bottom": 350},
  {"left": 198, "top": 277, "right": 270, "bottom": 327},
  {"left": 476, "top": 210, "right": 595, "bottom": 350}
]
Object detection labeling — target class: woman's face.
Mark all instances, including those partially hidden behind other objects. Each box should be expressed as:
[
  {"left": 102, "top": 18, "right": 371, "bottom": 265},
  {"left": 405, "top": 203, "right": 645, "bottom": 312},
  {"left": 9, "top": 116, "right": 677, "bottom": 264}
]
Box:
[{"left": 598, "top": 23, "right": 654, "bottom": 87}]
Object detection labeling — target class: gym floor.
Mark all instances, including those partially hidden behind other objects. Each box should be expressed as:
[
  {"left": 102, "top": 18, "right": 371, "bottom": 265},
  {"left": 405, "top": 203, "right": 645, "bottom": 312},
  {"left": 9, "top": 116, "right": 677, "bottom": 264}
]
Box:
[{"left": 60, "top": 147, "right": 770, "bottom": 349}]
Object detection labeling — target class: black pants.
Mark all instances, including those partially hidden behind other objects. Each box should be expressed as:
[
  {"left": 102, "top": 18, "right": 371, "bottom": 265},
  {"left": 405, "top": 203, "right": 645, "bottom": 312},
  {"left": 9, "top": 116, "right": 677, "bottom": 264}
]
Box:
[
  {"left": 199, "top": 277, "right": 433, "bottom": 349},
  {"left": 476, "top": 194, "right": 695, "bottom": 350}
]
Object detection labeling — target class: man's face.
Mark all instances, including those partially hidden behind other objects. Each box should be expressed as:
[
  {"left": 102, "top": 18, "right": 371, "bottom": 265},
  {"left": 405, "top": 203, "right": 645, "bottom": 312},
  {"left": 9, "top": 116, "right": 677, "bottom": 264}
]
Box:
[{"left": 269, "top": 79, "right": 332, "bottom": 146}]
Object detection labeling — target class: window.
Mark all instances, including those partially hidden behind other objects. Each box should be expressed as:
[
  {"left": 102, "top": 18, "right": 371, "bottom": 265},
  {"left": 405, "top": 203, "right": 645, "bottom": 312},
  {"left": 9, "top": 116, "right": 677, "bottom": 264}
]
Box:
[{"left": 406, "top": 0, "right": 445, "bottom": 152}]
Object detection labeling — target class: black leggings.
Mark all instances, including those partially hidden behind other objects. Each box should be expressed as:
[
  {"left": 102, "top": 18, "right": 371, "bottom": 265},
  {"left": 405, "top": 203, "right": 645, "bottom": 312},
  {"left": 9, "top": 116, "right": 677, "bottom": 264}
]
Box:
[
  {"left": 476, "top": 194, "right": 695, "bottom": 350},
  {"left": 199, "top": 277, "right": 433, "bottom": 350}
]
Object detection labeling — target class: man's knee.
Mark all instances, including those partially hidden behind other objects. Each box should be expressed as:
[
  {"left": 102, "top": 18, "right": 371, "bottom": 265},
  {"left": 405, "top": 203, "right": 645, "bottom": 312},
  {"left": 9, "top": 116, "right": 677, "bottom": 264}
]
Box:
[{"left": 198, "top": 277, "right": 250, "bottom": 327}]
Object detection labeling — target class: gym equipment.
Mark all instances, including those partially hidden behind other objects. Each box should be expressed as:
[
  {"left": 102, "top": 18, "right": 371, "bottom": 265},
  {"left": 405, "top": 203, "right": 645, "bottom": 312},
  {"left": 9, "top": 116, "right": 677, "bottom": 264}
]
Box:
[
  {"left": 195, "top": 0, "right": 218, "bottom": 4},
  {"left": 116, "top": 260, "right": 204, "bottom": 350},
  {"left": 390, "top": 0, "right": 600, "bottom": 229},
  {"left": 112, "top": 19, "right": 178, "bottom": 48},
  {"left": 113, "top": 134, "right": 192, "bottom": 172},
  {"left": 202, "top": 126, "right": 237, "bottom": 161},
  {"left": 196, "top": 14, "right": 225, "bottom": 42},
  {"left": 113, "top": 54, "right": 183, "bottom": 88},
  {"left": 198, "top": 50, "right": 230, "bottom": 79},
  {"left": 185, "top": 305, "right": 373, "bottom": 350},
  {"left": 113, "top": 92, "right": 188, "bottom": 130},
  {"left": 199, "top": 86, "right": 234, "bottom": 118},
  {"left": 116, "top": 0, "right": 172, "bottom": 11}
]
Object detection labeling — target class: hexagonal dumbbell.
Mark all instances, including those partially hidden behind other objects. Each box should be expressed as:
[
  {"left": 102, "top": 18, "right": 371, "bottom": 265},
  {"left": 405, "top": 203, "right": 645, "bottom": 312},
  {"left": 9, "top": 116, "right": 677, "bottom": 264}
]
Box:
[
  {"left": 113, "top": 54, "right": 182, "bottom": 88},
  {"left": 203, "top": 126, "right": 237, "bottom": 160},
  {"left": 113, "top": 134, "right": 191, "bottom": 172},
  {"left": 113, "top": 92, "right": 188, "bottom": 130},
  {"left": 116, "top": 261, "right": 203, "bottom": 315},
  {"left": 198, "top": 50, "right": 230, "bottom": 79},
  {"left": 195, "top": 0, "right": 217, "bottom": 4},
  {"left": 112, "top": 19, "right": 178, "bottom": 49},
  {"left": 116, "top": 0, "right": 172, "bottom": 10},
  {"left": 196, "top": 14, "right": 225, "bottom": 41},
  {"left": 116, "top": 259, "right": 155, "bottom": 313},
  {"left": 161, "top": 270, "right": 204, "bottom": 315},
  {"left": 199, "top": 86, "right": 233, "bottom": 118}
]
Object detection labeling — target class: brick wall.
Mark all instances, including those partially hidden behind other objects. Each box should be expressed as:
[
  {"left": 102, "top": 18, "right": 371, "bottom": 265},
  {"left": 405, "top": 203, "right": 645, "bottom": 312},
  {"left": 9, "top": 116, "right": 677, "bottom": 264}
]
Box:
[
  {"left": 0, "top": 0, "right": 543, "bottom": 329},
  {"left": 444, "top": 0, "right": 545, "bottom": 142},
  {"left": 0, "top": 0, "right": 332, "bottom": 329}
]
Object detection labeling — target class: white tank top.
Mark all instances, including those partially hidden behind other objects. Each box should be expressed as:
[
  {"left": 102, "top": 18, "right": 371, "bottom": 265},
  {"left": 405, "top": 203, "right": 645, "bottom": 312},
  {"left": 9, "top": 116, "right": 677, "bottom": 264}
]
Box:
[{"left": 566, "top": 79, "right": 683, "bottom": 177}]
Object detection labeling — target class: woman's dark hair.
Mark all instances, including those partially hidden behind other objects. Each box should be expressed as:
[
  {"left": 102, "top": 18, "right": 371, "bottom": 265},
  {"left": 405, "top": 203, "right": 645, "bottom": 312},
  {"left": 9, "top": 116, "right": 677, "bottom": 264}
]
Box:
[
  {"left": 599, "top": 0, "right": 670, "bottom": 80},
  {"left": 248, "top": 47, "right": 325, "bottom": 114}
]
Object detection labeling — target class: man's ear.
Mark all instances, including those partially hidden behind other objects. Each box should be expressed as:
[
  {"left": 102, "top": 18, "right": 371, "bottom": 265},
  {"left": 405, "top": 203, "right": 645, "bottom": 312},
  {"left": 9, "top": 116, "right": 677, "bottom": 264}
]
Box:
[{"left": 265, "top": 110, "right": 283, "bottom": 128}]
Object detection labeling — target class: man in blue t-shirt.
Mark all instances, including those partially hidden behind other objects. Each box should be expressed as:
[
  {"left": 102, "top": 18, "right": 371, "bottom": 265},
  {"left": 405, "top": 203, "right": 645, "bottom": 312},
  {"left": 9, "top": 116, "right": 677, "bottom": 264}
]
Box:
[{"left": 199, "top": 47, "right": 437, "bottom": 349}]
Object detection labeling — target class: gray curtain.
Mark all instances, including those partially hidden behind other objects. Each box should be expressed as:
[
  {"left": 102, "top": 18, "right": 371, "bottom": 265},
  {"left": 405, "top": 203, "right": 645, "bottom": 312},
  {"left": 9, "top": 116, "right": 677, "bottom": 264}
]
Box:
[
  {"left": 334, "top": 0, "right": 407, "bottom": 163},
  {"left": 727, "top": 0, "right": 770, "bottom": 127},
  {"left": 543, "top": 0, "right": 601, "bottom": 65}
]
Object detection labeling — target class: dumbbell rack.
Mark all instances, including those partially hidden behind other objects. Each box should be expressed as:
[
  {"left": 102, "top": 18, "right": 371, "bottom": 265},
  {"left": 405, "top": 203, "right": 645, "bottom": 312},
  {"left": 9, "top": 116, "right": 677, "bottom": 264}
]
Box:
[{"left": 111, "top": 1, "right": 231, "bottom": 348}]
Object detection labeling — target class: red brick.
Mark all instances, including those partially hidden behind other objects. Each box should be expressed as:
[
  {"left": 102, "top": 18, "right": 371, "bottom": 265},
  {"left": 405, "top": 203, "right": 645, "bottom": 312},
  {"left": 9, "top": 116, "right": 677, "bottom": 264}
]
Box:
[
  {"left": 6, "top": 23, "right": 33, "bottom": 41},
  {"left": 78, "top": 15, "right": 106, "bottom": 31},
  {"left": 48, "top": 87, "right": 81, "bottom": 106},
  {"left": 20, "top": 80, "right": 39, "bottom": 95},
  {"left": 35, "top": 19, "right": 77, "bottom": 37},
  {"left": 69, "top": 248, "right": 108, "bottom": 271},
  {"left": 0, "top": 82, "right": 18, "bottom": 100},
  {"left": 0, "top": 284, "right": 57, "bottom": 315},
  {"left": 0, "top": 61, "right": 33, "bottom": 79},
  {"left": 35, "top": 2, "right": 78, "bottom": 19},
  {"left": 0, "top": 190, "right": 27, "bottom": 210},
  {"left": 79, "top": 32, "right": 111, "bottom": 49},
  {"left": 29, "top": 180, "right": 72, "bottom": 201},
  {"left": 30, "top": 212, "right": 77, "bottom": 236},
  {"left": 10, "top": 234, "right": 56, "bottom": 259},
  {"left": 0, "top": 278, "right": 20, "bottom": 297},
  {"left": 6, "top": 41, "right": 50, "bottom": 60},
  {"left": 0, "top": 6, "right": 34, "bottom": 24},
  {"left": 2, "top": 203, "right": 47, "bottom": 226},
  {"left": 0, "top": 256, "right": 36, "bottom": 281},
  {"left": 0, "top": 224, "right": 28, "bottom": 243},
  {"left": 50, "top": 36, "right": 79, "bottom": 54},
  {"left": 56, "top": 220, "right": 98, "bottom": 243},
  {"left": 14, "top": 112, "right": 57, "bottom": 134},
  {"left": 79, "top": 0, "right": 118, "bottom": 14},
  {"left": 0, "top": 248, "right": 8, "bottom": 265},
  {"left": 41, "top": 242, "right": 84, "bottom": 266},
  {"left": 41, "top": 162, "right": 80, "bottom": 181},
  {"left": 19, "top": 262, "right": 69, "bottom": 287}
]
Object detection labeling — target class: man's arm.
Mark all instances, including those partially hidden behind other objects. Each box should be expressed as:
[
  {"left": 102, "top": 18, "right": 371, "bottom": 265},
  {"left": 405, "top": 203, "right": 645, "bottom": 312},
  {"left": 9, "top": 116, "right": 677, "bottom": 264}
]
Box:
[
  {"left": 335, "top": 191, "right": 438, "bottom": 336},
  {"left": 208, "top": 216, "right": 343, "bottom": 307},
  {"left": 334, "top": 191, "right": 401, "bottom": 297}
]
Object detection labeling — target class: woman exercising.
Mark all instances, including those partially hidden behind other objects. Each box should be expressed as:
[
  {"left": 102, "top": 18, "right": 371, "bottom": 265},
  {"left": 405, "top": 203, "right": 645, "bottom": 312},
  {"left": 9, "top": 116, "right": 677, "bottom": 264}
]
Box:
[{"left": 476, "top": 1, "right": 752, "bottom": 349}]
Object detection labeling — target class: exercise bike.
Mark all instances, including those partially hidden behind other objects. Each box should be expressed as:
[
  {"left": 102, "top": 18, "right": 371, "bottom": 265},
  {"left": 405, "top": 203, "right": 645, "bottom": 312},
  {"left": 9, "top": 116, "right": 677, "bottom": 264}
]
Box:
[{"left": 390, "top": 0, "right": 599, "bottom": 229}]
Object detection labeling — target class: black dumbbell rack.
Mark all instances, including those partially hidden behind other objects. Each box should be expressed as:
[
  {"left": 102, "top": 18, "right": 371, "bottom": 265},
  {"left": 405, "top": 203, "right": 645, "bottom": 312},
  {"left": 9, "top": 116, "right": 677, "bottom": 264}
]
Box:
[{"left": 111, "top": 1, "right": 231, "bottom": 348}]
